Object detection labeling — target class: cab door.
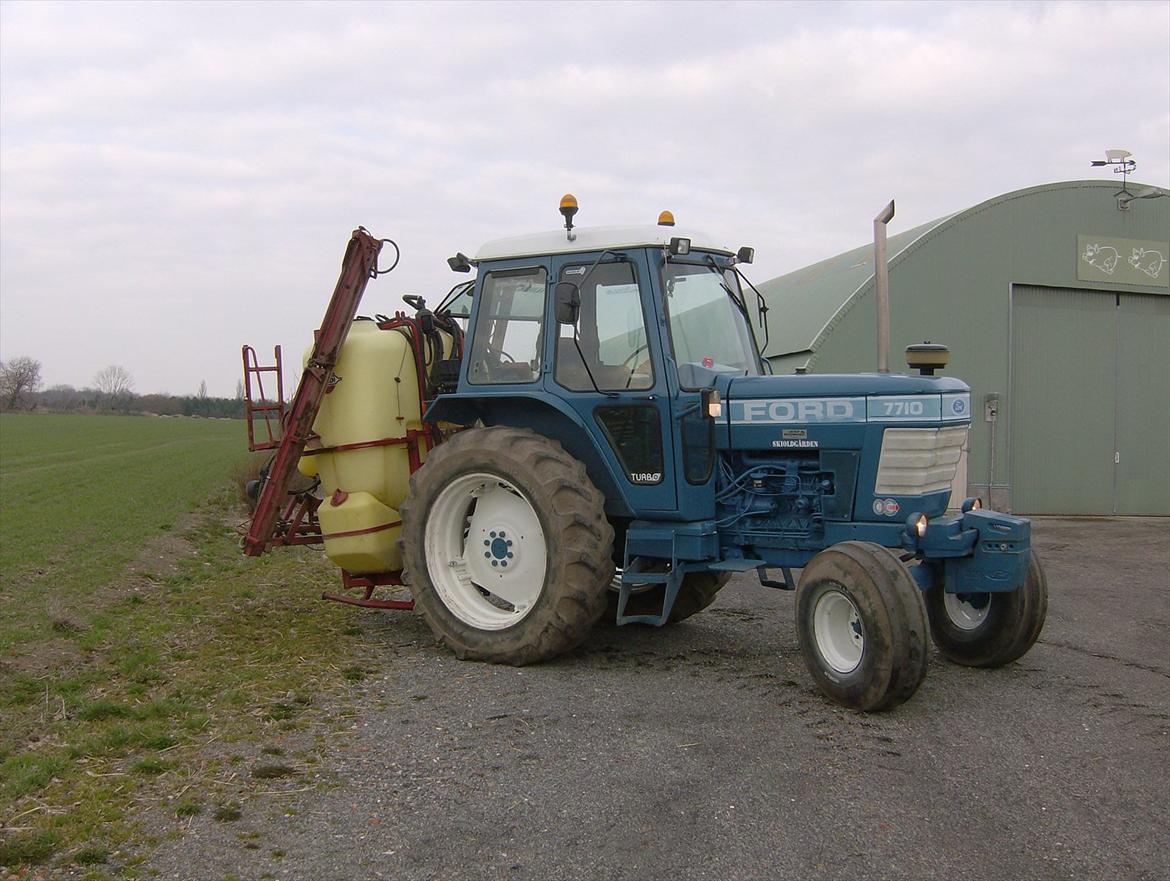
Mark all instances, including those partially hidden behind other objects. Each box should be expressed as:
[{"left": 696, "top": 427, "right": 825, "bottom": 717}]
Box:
[
  {"left": 547, "top": 250, "right": 677, "bottom": 513},
  {"left": 655, "top": 255, "right": 763, "bottom": 522}
]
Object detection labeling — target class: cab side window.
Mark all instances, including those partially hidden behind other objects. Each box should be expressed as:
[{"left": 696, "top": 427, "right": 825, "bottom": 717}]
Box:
[
  {"left": 555, "top": 262, "right": 654, "bottom": 392},
  {"left": 467, "top": 268, "right": 547, "bottom": 385}
]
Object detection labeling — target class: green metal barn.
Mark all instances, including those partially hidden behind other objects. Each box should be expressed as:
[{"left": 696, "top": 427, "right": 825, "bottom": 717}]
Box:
[{"left": 757, "top": 180, "right": 1170, "bottom": 515}]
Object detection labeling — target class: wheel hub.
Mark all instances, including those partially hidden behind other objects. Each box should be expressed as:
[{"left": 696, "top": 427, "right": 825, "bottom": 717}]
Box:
[
  {"left": 943, "top": 592, "right": 992, "bottom": 630},
  {"left": 484, "top": 531, "right": 516, "bottom": 568},
  {"left": 813, "top": 588, "right": 865, "bottom": 674}
]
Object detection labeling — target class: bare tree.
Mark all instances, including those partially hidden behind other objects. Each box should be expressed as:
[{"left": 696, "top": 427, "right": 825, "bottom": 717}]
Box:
[
  {"left": 198, "top": 380, "right": 208, "bottom": 399},
  {"left": 0, "top": 356, "right": 43, "bottom": 410},
  {"left": 93, "top": 364, "right": 134, "bottom": 397},
  {"left": 235, "top": 379, "right": 245, "bottom": 400},
  {"left": 41, "top": 384, "right": 83, "bottom": 410}
]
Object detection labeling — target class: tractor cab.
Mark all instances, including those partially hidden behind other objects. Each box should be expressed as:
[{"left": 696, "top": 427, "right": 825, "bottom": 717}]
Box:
[{"left": 428, "top": 213, "right": 765, "bottom": 522}]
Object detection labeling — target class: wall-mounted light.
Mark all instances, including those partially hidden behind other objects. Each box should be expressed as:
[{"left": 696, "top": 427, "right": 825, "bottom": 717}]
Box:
[{"left": 1117, "top": 186, "right": 1169, "bottom": 211}]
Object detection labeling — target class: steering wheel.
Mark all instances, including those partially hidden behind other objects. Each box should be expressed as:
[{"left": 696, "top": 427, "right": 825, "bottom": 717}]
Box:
[
  {"left": 622, "top": 344, "right": 650, "bottom": 388},
  {"left": 621, "top": 344, "right": 649, "bottom": 368},
  {"left": 470, "top": 344, "right": 523, "bottom": 383},
  {"left": 485, "top": 345, "right": 515, "bottom": 363}
]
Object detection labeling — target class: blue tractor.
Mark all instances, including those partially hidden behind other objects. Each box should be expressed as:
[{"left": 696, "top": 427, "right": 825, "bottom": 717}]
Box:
[{"left": 244, "top": 198, "right": 1047, "bottom": 711}]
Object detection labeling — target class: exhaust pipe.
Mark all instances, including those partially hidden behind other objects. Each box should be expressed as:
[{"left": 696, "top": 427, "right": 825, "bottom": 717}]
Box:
[{"left": 873, "top": 200, "right": 895, "bottom": 373}]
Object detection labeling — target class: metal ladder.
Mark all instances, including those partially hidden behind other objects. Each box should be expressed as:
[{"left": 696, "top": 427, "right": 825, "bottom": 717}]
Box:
[{"left": 241, "top": 345, "right": 285, "bottom": 452}]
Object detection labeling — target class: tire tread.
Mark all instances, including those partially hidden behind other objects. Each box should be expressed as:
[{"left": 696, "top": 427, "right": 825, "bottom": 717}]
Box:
[{"left": 400, "top": 426, "right": 613, "bottom": 666}]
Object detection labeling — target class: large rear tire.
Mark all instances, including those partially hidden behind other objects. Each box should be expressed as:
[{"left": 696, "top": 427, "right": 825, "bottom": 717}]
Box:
[
  {"left": 796, "top": 542, "right": 929, "bottom": 712},
  {"left": 925, "top": 550, "right": 1048, "bottom": 668},
  {"left": 605, "top": 570, "right": 731, "bottom": 625},
  {"left": 400, "top": 426, "right": 613, "bottom": 665}
]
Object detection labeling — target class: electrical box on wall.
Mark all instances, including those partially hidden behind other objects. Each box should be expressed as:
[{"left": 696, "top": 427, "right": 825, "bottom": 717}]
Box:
[{"left": 985, "top": 393, "right": 1000, "bottom": 423}]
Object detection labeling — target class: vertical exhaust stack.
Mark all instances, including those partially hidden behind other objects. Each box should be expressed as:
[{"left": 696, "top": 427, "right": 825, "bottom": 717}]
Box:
[{"left": 874, "top": 200, "right": 895, "bottom": 373}]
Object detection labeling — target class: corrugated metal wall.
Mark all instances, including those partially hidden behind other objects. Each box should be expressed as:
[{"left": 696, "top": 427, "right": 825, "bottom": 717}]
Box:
[
  {"left": 1115, "top": 294, "right": 1170, "bottom": 514},
  {"left": 1008, "top": 286, "right": 1170, "bottom": 515},
  {"left": 1009, "top": 286, "right": 1115, "bottom": 513},
  {"left": 1010, "top": 285, "right": 1165, "bottom": 512}
]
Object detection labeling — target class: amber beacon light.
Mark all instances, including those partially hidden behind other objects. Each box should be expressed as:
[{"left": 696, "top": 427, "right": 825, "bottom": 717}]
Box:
[{"left": 560, "top": 194, "right": 579, "bottom": 240}]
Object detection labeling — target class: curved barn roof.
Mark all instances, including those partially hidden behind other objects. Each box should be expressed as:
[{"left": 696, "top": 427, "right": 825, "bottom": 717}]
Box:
[
  {"left": 755, "top": 215, "right": 950, "bottom": 360},
  {"left": 756, "top": 179, "right": 1163, "bottom": 364}
]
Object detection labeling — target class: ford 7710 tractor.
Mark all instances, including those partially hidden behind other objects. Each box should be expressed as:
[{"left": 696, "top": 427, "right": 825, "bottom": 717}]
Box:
[{"left": 241, "top": 197, "right": 1047, "bottom": 711}]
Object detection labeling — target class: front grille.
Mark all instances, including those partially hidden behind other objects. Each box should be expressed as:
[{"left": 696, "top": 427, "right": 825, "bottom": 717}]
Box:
[{"left": 875, "top": 426, "right": 968, "bottom": 496}]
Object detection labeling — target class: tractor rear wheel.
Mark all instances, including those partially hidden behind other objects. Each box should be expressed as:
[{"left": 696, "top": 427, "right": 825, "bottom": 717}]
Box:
[
  {"left": 400, "top": 426, "right": 613, "bottom": 665},
  {"left": 605, "top": 570, "right": 731, "bottom": 625},
  {"left": 796, "top": 542, "right": 929, "bottom": 712},
  {"left": 925, "top": 550, "right": 1048, "bottom": 667}
]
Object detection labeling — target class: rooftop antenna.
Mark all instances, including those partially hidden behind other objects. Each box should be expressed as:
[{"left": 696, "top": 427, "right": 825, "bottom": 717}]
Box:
[{"left": 1089, "top": 149, "right": 1137, "bottom": 210}]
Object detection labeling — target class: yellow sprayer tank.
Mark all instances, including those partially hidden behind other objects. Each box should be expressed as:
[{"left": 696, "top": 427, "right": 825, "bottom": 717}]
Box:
[{"left": 298, "top": 319, "right": 448, "bottom": 574}]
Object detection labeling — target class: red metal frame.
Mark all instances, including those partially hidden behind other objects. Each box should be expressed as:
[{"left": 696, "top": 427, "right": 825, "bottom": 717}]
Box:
[
  {"left": 242, "top": 345, "right": 286, "bottom": 451},
  {"left": 323, "top": 570, "right": 414, "bottom": 610},
  {"left": 269, "top": 492, "right": 322, "bottom": 547}
]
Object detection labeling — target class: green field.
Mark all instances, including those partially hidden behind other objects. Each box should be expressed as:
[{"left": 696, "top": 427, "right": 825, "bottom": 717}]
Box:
[
  {"left": 0, "top": 414, "right": 379, "bottom": 876},
  {"left": 1, "top": 415, "right": 243, "bottom": 653}
]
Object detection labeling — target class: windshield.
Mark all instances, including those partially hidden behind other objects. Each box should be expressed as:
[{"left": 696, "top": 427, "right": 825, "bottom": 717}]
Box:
[
  {"left": 437, "top": 280, "right": 474, "bottom": 333},
  {"left": 662, "top": 261, "right": 760, "bottom": 387}
]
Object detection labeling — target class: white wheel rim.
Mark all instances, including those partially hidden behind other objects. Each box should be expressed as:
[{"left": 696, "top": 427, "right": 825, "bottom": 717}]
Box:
[
  {"left": 943, "top": 592, "right": 992, "bottom": 631},
  {"left": 813, "top": 588, "right": 864, "bottom": 674},
  {"left": 424, "top": 472, "right": 547, "bottom": 630}
]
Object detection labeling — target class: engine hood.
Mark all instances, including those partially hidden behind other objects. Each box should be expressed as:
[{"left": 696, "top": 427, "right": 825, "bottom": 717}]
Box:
[
  {"left": 723, "top": 373, "right": 969, "bottom": 400},
  {"left": 717, "top": 372, "right": 972, "bottom": 448}
]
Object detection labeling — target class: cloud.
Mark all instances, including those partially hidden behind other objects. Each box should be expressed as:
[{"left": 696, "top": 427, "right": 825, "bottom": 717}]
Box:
[{"left": 1, "top": 0, "right": 1166, "bottom": 394}]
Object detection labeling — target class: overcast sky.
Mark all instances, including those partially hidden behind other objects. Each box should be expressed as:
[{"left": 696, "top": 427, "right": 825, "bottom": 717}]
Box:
[{"left": 1, "top": 0, "right": 1167, "bottom": 396}]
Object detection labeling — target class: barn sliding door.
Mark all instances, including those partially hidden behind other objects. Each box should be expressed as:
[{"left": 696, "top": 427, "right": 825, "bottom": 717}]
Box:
[
  {"left": 1115, "top": 293, "right": 1170, "bottom": 514},
  {"left": 1011, "top": 285, "right": 1170, "bottom": 515}
]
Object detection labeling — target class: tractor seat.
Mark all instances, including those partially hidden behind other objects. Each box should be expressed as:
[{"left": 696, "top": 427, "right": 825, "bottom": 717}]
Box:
[
  {"left": 490, "top": 361, "right": 538, "bottom": 383},
  {"left": 554, "top": 347, "right": 647, "bottom": 391}
]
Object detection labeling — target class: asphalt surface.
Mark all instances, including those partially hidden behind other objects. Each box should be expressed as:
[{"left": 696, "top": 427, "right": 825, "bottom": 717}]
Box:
[{"left": 148, "top": 517, "right": 1169, "bottom": 881}]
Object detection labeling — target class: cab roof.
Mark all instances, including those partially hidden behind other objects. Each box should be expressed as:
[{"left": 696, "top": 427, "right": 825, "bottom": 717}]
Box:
[{"left": 474, "top": 225, "right": 734, "bottom": 262}]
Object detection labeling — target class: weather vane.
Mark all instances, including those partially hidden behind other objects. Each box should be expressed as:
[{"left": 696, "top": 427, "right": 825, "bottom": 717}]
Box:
[{"left": 1090, "top": 148, "right": 1137, "bottom": 206}]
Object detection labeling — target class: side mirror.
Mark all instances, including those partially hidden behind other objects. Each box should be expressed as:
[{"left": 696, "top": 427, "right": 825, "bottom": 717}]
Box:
[
  {"left": 736, "top": 246, "right": 755, "bottom": 265},
  {"left": 668, "top": 236, "right": 691, "bottom": 256},
  {"left": 447, "top": 252, "right": 472, "bottom": 273},
  {"left": 555, "top": 281, "right": 581, "bottom": 325}
]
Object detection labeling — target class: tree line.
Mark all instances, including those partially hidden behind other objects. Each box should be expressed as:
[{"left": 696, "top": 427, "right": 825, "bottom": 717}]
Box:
[{"left": 0, "top": 357, "right": 260, "bottom": 419}]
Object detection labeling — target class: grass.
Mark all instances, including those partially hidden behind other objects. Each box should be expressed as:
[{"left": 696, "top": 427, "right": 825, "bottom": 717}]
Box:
[
  {"left": 0, "top": 413, "right": 390, "bottom": 874},
  {"left": 1, "top": 415, "right": 243, "bottom": 641}
]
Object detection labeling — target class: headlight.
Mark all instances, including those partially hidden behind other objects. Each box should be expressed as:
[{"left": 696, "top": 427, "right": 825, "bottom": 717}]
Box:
[
  {"left": 906, "top": 512, "right": 928, "bottom": 538},
  {"left": 961, "top": 497, "right": 983, "bottom": 513}
]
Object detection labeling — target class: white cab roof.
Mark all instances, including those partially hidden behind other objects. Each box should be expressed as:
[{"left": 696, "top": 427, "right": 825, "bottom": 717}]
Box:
[{"left": 474, "top": 225, "right": 733, "bottom": 262}]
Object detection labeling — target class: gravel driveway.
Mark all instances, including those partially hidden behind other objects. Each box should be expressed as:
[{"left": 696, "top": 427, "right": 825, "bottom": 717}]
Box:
[{"left": 146, "top": 517, "right": 1170, "bottom": 881}]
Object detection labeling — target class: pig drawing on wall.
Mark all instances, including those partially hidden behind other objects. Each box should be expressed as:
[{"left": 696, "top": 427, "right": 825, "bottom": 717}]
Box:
[
  {"left": 1082, "top": 242, "right": 1121, "bottom": 275},
  {"left": 1128, "top": 248, "right": 1166, "bottom": 280}
]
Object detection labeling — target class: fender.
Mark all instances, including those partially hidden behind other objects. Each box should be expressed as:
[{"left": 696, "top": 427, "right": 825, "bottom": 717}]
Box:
[{"left": 425, "top": 392, "right": 634, "bottom": 517}]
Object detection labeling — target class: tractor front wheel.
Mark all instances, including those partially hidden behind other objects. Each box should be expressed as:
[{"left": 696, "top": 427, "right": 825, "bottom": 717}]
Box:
[
  {"left": 925, "top": 550, "right": 1048, "bottom": 668},
  {"left": 796, "top": 542, "right": 929, "bottom": 712},
  {"left": 400, "top": 426, "right": 614, "bottom": 665}
]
